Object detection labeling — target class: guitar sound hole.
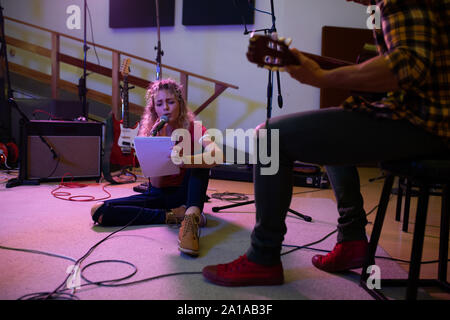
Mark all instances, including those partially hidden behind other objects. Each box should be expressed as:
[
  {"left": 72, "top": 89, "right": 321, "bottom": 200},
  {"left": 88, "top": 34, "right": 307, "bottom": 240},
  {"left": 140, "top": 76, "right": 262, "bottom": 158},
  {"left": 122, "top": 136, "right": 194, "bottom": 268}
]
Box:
[{"left": 264, "top": 56, "right": 273, "bottom": 64}]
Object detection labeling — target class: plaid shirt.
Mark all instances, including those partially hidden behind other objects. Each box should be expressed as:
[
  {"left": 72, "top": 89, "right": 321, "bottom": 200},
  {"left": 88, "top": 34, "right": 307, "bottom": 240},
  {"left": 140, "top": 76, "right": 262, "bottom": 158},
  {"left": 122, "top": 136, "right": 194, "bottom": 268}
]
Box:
[{"left": 343, "top": 0, "right": 450, "bottom": 146}]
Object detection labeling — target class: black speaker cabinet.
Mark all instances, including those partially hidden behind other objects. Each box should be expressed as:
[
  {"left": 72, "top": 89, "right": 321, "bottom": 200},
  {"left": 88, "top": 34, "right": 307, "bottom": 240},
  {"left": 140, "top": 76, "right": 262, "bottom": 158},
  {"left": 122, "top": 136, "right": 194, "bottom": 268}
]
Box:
[{"left": 19, "top": 120, "right": 103, "bottom": 181}]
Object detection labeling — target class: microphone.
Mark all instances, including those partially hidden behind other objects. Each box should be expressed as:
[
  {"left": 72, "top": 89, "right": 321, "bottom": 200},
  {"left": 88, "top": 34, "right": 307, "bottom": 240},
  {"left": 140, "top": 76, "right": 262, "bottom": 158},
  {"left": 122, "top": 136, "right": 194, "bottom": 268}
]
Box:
[{"left": 151, "top": 115, "right": 169, "bottom": 136}]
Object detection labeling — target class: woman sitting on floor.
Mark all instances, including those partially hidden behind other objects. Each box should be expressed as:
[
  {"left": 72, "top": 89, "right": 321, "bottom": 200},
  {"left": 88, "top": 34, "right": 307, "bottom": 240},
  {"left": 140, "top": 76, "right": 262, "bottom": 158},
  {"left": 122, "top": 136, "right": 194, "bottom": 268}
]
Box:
[{"left": 91, "top": 78, "right": 223, "bottom": 257}]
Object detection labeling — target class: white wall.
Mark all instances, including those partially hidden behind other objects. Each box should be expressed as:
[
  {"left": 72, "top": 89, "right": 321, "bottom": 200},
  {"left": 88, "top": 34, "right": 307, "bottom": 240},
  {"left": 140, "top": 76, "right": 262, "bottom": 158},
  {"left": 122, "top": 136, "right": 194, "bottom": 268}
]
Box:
[{"left": 3, "top": 0, "right": 369, "bottom": 131}]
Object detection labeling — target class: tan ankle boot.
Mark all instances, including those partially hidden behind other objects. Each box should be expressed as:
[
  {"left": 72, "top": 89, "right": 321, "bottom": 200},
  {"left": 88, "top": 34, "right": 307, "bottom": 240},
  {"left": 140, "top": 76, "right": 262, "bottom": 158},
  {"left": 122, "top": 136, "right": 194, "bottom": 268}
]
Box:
[
  {"left": 165, "top": 205, "right": 186, "bottom": 225},
  {"left": 178, "top": 214, "right": 200, "bottom": 256}
]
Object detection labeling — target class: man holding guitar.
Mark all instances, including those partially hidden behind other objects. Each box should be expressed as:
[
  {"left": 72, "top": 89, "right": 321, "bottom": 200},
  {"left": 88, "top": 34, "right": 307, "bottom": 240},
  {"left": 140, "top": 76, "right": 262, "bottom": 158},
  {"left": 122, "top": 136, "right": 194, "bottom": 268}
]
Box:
[{"left": 203, "top": 0, "right": 449, "bottom": 286}]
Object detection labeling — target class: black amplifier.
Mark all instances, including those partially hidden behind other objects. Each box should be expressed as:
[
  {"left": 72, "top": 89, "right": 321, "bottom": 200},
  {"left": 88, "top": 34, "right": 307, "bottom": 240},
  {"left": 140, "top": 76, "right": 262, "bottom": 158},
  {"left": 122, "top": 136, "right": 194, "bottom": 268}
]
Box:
[{"left": 18, "top": 120, "right": 103, "bottom": 181}]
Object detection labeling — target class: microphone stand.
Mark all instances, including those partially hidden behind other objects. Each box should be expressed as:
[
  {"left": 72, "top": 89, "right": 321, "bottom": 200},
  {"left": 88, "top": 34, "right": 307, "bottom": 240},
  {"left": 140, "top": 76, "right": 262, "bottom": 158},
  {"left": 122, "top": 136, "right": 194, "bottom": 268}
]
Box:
[
  {"left": 1, "top": 4, "right": 56, "bottom": 188},
  {"left": 134, "top": 0, "right": 164, "bottom": 193},
  {"left": 265, "top": 0, "right": 282, "bottom": 116},
  {"left": 212, "top": 0, "right": 312, "bottom": 222},
  {"left": 154, "top": 0, "right": 163, "bottom": 80},
  {"left": 270, "top": 0, "right": 283, "bottom": 111},
  {"left": 77, "top": 0, "right": 88, "bottom": 120}
]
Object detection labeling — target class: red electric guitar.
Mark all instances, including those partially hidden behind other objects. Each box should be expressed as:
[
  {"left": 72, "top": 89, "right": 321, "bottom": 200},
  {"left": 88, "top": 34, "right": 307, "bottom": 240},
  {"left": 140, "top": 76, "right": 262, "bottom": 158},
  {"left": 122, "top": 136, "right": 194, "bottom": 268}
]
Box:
[
  {"left": 109, "top": 58, "right": 139, "bottom": 168},
  {"left": 102, "top": 58, "right": 139, "bottom": 182},
  {"left": 246, "top": 34, "right": 353, "bottom": 71}
]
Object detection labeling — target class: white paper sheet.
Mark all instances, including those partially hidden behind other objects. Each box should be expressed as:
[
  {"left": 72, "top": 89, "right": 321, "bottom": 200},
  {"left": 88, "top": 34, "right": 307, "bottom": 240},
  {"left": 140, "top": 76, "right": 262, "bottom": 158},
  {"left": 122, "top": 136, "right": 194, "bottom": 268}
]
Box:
[{"left": 134, "top": 136, "right": 180, "bottom": 177}]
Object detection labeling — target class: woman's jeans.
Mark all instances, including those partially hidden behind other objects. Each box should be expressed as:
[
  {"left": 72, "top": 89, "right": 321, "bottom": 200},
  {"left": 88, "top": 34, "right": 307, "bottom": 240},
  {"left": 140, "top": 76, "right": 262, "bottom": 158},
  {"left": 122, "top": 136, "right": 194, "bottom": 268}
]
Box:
[
  {"left": 94, "top": 168, "right": 210, "bottom": 226},
  {"left": 246, "top": 107, "right": 449, "bottom": 265}
]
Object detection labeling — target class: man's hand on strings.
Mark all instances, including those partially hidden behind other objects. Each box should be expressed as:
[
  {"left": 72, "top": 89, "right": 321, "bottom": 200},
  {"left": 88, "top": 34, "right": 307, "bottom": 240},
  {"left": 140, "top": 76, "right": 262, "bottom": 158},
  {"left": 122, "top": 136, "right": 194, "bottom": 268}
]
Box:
[{"left": 286, "top": 48, "right": 328, "bottom": 88}]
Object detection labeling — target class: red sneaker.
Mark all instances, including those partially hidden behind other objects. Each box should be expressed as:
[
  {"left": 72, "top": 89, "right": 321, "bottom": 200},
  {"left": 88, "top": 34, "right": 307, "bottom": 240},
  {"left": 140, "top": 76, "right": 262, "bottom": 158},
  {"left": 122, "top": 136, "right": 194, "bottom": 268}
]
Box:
[
  {"left": 312, "top": 240, "right": 368, "bottom": 272},
  {"left": 202, "top": 255, "right": 284, "bottom": 287}
]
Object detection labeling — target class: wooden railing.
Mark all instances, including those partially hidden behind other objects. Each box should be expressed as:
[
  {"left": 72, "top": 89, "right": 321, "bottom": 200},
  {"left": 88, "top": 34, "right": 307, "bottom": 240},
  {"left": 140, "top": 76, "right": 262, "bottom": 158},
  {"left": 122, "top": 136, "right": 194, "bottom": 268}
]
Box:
[{"left": 4, "top": 16, "right": 238, "bottom": 118}]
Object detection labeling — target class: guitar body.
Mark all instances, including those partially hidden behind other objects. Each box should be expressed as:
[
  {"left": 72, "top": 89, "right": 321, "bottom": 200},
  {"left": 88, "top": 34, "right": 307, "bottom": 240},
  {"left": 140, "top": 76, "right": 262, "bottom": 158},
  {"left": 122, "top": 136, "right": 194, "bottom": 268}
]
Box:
[
  {"left": 109, "top": 112, "right": 139, "bottom": 169},
  {"left": 102, "top": 112, "right": 140, "bottom": 183},
  {"left": 102, "top": 58, "right": 142, "bottom": 181},
  {"left": 118, "top": 121, "right": 140, "bottom": 150}
]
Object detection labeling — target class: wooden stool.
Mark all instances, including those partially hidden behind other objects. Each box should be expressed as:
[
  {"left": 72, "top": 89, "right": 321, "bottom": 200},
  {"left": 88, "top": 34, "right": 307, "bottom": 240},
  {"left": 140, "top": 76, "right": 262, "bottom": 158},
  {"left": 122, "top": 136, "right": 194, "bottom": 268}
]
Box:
[
  {"left": 360, "top": 158, "right": 450, "bottom": 300},
  {"left": 394, "top": 177, "right": 442, "bottom": 232}
]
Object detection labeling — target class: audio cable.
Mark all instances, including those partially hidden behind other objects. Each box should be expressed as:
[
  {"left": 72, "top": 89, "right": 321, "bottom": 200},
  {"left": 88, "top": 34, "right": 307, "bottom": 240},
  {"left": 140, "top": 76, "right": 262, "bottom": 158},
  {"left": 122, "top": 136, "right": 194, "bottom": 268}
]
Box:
[{"left": 1, "top": 174, "right": 446, "bottom": 300}]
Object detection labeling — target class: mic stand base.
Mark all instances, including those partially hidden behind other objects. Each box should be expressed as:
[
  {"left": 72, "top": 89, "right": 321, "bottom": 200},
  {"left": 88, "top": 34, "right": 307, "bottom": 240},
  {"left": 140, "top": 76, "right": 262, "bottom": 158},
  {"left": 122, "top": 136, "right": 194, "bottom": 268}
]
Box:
[
  {"left": 212, "top": 200, "right": 312, "bottom": 222},
  {"left": 6, "top": 177, "right": 40, "bottom": 188}
]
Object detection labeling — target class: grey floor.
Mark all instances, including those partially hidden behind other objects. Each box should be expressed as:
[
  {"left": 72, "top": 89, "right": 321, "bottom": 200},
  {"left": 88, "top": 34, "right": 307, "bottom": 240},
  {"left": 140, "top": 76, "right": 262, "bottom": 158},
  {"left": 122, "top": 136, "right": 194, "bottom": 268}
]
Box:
[{"left": 1, "top": 170, "right": 429, "bottom": 301}]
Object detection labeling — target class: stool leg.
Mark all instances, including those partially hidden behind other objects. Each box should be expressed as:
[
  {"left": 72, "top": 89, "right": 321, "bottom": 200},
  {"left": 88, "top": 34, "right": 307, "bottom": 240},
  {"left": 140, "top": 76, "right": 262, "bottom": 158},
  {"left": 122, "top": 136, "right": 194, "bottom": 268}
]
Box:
[
  {"left": 395, "top": 177, "right": 404, "bottom": 222},
  {"left": 406, "top": 183, "right": 429, "bottom": 300},
  {"left": 438, "top": 185, "right": 449, "bottom": 282},
  {"left": 362, "top": 174, "right": 395, "bottom": 283},
  {"left": 403, "top": 179, "right": 412, "bottom": 232}
]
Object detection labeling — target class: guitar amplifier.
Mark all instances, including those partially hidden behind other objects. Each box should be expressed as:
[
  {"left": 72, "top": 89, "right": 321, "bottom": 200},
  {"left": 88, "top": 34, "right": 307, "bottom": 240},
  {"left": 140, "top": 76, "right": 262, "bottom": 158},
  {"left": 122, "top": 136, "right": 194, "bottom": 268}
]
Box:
[
  {"left": 19, "top": 120, "right": 103, "bottom": 181},
  {"left": 210, "top": 164, "right": 330, "bottom": 189}
]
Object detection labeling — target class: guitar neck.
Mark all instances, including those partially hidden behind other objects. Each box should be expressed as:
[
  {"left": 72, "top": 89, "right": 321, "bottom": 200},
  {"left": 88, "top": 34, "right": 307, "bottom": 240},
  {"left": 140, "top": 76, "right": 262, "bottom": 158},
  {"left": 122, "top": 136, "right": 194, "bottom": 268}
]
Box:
[
  {"left": 122, "top": 78, "right": 129, "bottom": 128},
  {"left": 299, "top": 51, "right": 353, "bottom": 70},
  {"left": 246, "top": 34, "right": 354, "bottom": 71}
]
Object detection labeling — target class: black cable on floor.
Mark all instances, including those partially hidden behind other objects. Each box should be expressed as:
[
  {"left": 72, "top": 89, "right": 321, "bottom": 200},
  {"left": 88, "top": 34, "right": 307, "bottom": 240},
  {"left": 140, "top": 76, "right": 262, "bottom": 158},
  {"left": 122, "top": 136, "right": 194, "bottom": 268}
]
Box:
[
  {"left": 3, "top": 174, "right": 446, "bottom": 300},
  {"left": 210, "top": 191, "right": 249, "bottom": 202},
  {"left": 16, "top": 207, "right": 146, "bottom": 300}
]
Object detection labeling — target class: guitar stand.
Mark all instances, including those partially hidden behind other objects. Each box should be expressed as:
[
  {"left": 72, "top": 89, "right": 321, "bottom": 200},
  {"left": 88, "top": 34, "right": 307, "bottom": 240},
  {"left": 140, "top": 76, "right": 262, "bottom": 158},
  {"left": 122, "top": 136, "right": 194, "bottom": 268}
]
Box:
[
  {"left": 108, "top": 167, "right": 137, "bottom": 184},
  {"left": 211, "top": 0, "right": 313, "bottom": 223}
]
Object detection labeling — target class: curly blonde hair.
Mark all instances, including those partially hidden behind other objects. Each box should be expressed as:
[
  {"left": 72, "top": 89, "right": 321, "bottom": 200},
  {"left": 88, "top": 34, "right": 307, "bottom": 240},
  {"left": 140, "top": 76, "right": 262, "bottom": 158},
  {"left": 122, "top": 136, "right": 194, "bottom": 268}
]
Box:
[{"left": 138, "top": 79, "right": 194, "bottom": 136}]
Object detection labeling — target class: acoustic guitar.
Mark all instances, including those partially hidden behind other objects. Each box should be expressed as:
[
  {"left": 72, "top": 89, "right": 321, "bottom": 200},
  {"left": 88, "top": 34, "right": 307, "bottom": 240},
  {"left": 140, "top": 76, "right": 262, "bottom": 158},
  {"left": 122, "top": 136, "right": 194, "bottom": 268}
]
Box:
[
  {"left": 246, "top": 34, "right": 353, "bottom": 71},
  {"left": 246, "top": 34, "right": 385, "bottom": 102}
]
